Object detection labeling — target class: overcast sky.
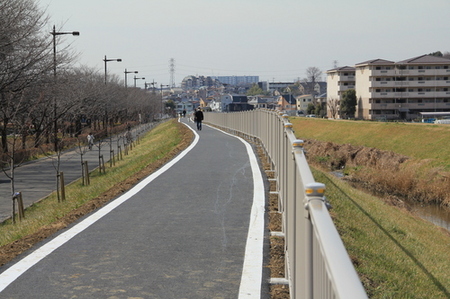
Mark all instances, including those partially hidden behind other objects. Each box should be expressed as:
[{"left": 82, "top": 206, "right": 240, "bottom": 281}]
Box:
[{"left": 38, "top": 0, "right": 450, "bottom": 88}]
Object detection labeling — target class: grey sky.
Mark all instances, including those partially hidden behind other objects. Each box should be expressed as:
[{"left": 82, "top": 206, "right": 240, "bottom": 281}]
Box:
[{"left": 38, "top": 0, "right": 450, "bottom": 88}]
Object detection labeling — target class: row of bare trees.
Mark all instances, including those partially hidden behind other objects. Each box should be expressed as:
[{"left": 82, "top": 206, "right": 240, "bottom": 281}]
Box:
[
  {"left": 1, "top": 0, "right": 160, "bottom": 157},
  {"left": 1, "top": 0, "right": 161, "bottom": 210}
]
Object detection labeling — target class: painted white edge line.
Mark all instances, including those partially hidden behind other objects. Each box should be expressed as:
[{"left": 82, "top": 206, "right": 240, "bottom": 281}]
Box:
[
  {"left": 0, "top": 123, "right": 199, "bottom": 293},
  {"left": 210, "top": 126, "right": 265, "bottom": 298}
]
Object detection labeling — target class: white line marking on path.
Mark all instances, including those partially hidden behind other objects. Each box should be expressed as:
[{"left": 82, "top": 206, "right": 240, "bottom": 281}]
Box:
[
  {"left": 211, "top": 127, "right": 265, "bottom": 298},
  {"left": 0, "top": 124, "right": 200, "bottom": 293}
]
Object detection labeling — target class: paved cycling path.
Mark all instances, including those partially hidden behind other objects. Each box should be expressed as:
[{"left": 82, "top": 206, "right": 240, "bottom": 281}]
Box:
[{"left": 0, "top": 119, "right": 266, "bottom": 298}]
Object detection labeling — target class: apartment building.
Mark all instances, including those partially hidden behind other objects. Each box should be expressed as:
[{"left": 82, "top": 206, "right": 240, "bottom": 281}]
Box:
[
  {"left": 355, "top": 55, "right": 450, "bottom": 120},
  {"left": 212, "top": 75, "right": 259, "bottom": 86},
  {"left": 327, "top": 55, "right": 450, "bottom": 120},
  {"left": 326, "top": 66, "right": 355, "bottom": 118}
]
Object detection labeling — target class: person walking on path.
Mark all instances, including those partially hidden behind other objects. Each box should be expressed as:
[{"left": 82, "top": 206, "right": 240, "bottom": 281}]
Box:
[
  {"left": 87, "top": 133, "right": 95, "bottom": 150},
  {"left": 194, "top": 107, "right": 204, "bottom": 130}
]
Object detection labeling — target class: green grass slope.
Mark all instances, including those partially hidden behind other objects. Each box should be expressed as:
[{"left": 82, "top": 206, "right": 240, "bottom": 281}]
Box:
[{"left": 291, "top": 118, "right": 450, "bottom": 170}]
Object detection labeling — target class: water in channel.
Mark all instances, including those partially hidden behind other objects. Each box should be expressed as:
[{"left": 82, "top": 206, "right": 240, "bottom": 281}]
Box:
[
  {"left": 409, "top": 202, "right": 450, "bottom": 232},
  {"left": 330, "top": 171, "right": 450, "bottom": 232}
]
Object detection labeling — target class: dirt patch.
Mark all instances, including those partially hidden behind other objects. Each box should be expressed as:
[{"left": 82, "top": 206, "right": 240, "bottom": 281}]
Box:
[
  {"left": 270, "top": 284, "right": 290, "bottom": 298},
  {"left": 0, "top": 122, "right": 193, "bottom": 267},
  {"left": 257, "top": 144, "right": 289, "bottom": 298},
  {"left": 305, "top": 140, "right": 409, "bottom": 171},
  {"left": 268, "top": 193, "right": 282, "bottom": 232}
]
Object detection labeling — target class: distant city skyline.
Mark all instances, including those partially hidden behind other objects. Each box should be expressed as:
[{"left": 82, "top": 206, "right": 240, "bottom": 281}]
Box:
[{"left": 38, "top": 0, "right": 450, "bottom": 88}]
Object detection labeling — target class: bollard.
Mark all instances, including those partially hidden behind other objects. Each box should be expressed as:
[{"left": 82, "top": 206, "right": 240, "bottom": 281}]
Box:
[
  {"left": 110, "top": 149, "right": 115, "bottom": 167},
  {"left": 100, "top": 154, "right": 105, "bottom": 173},
  {"left": 12, "top": 192, "right": 25, "bottom": 223},
  {"left": 118, "top": 145, "right": 123, "bottom": 160},
  {"left": 83, "top": 161, "right": 90, "bottom": 185},
  {"left": 59, "top": 172, "right": 66, "bottom": 201}
]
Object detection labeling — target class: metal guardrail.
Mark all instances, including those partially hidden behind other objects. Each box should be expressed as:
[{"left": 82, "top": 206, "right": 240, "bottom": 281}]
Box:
[{"left": 205, "top": 109, "right": 368, "bottom": 299}]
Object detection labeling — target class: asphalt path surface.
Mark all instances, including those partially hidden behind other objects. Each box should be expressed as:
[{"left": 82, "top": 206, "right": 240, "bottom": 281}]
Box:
[
  {"left": 0, "top": 123, "right": 154, "bottom": 222},
  {"left": 0, "top": 119, "right": 267, "bottom": 298}
]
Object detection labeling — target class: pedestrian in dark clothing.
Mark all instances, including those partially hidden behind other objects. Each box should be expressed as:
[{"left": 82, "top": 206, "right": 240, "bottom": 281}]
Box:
[
  {"left": 194, "top": 108, "right": 204, "bottom": 130},
  {"left": 182, "top": 109, "right": 186, "bottom": 117}
]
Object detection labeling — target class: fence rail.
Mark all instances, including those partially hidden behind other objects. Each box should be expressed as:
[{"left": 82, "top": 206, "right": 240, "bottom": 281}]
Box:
[{"left": 205, "top": 109, "right": 367, "bottom": 299}]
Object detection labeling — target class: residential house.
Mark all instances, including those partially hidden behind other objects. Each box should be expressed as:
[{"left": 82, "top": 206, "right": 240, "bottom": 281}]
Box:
[
  {"left": 219, "top": 94, "right": 253, "bottom": 112},
  {"left": 199, "top": 97, "right": 211, "bottom": 108},
  {"left": 277, "top": 94, "right": 297, "bottom": 113},
  {"left": 248, "top": 96, "right": 267, "bottom": 109},
  {"left": 175, "top": 101, "right": 194, "bottom": 115},
  {"left": 314, "top": 82, "right": 328, "bottom": 96},
  {"left": 209, "top": 98, "right": 222, "bottom": 112},
  {"left": 268, "top": 82, "right": 294, "bottom": 94},
  {"left": 296, "top": 94, "right": 315, "bottom": 114}
]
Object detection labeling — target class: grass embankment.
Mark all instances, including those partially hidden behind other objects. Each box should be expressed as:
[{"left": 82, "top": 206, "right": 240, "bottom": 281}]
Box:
[
  {"left": 290, "top": 118, "right": 450, "bottom": 170},
  {"left": 289, "top": 118, "right": 450, "bottom": 298},
  {"left": 314, "top": 170, "right": 450, "bottom": 298},
  {"left": 292, "top": 118, "right": 450, "bottom": 206},
  {"left": 0, "top": 119, "right": 192, "bottom": 265}
]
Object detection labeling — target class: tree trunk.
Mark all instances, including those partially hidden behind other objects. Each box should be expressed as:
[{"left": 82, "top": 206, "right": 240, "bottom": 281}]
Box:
[{"left": 1, "top": 120, "right": 9, "bottom": 153}]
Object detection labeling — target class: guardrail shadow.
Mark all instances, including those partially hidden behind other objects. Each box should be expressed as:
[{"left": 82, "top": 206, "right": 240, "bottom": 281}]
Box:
[{"left": 319, "top": 173, "right": 450, "bottom": 297}]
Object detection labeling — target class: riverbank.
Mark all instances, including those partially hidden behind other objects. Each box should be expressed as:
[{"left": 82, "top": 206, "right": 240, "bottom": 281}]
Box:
[
  {"left": 290, "top": 117, "right": 450, "bottom": 297},
  {"left": 291, "top": 118, "right": 450, "bottom": 208},
  {"left": 312, "top": 168, "right": 450, "bottom": 298}
]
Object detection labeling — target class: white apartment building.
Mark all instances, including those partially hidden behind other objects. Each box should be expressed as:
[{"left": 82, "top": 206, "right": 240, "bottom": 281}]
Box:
[
  {"left": 327, "top": 55, "right": 450, "bottom": 120},
  {"left": 356, "top": 55, "right": 450, "bottom": 120},
  {"left": 326, "top": 66, "right": 355, "bottom": 118}
]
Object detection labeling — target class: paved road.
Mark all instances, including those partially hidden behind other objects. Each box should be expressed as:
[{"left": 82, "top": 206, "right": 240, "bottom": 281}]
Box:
[
  {"left": 0, "top": 119, "right": 267, "bottom": 298},
  {"left": 0, "top": 123, "right": 155, "bottom": 221}
]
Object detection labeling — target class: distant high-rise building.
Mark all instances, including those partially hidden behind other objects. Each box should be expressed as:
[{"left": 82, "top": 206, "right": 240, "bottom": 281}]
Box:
[{"left": 212, "top": 76, "right": 259, "bottom": 86}]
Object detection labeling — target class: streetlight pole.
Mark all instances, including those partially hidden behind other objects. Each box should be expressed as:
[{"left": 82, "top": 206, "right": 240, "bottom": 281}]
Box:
[
  {"left": 145, "top": 80, "right": 157, "bottom": 93},
  {"left": 103, "top": 56, "right": 122, "bottom": 163},
  {"left": 103, "top": 55, "right": 122, "bottom": 85},
  {"left": 51, "top": 25, "right": 79, "bottom": 152},
  {"left": 134, "top": 76, "right": 145, "bottom": 88},
  {"left": 124, "top": 69, "right": 138, "bottom": 88}
]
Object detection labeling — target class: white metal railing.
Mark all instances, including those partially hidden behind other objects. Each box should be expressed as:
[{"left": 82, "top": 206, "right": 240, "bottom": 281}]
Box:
[{"left": 205, "top": 109, "right": 368, "bottom": 299}]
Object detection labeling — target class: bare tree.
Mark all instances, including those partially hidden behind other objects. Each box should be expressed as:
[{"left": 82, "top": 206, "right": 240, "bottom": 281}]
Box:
[
  {"left": 302, "top": 67, "right": 322, "bottom": 95},
  {"left": 0, "top": 0, "right": 53, "bottom": 153},
  {"left": 327, "top": 98, "right": 340, "bottom": 119}
]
